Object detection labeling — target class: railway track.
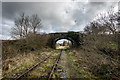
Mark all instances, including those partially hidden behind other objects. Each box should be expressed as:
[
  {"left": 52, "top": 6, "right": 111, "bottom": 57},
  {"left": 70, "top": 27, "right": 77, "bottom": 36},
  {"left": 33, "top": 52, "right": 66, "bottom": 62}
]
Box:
[
  {"left": 48, "top": 50, "right": 62, "bottom": 80},
  {"left": 13, "top": 50, "right": 63, "bottom": 80}
]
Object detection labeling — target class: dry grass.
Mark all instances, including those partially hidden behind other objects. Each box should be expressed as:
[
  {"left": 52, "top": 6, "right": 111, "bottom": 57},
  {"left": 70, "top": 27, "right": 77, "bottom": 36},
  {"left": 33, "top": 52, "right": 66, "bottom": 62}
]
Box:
[
  {"left": 72, "top": 34, "right": 120, "bottom": 80},
  {"left": 2, "top": 49, "right": 54, "bottom": 78}
]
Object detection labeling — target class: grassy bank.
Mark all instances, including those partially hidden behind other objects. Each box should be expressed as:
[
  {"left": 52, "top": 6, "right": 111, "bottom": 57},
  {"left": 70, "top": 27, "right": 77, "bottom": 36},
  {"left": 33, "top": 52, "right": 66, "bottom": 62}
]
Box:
[{"left": 75, "top": 34, "right": 120, "bottom": 80}]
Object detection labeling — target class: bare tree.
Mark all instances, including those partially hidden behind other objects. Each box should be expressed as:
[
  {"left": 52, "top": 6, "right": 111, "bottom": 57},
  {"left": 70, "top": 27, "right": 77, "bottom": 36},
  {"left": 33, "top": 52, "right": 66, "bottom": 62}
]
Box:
[
  {"left": 96, "top": 9, "right": 119, "bottom": 34},
  {"left": 84, "top": 25, "right": 92, "bottom": 34},
  {"left": 23, "top": 16, "right": 29, "bottom": 37},
  {"left": 30, "top": 14, "right": 42, "bottom": 34},
  {"left": 11, "top": 13, "right": 42, "bottom": 39},
  {"left": 84, "top": 9, "right": 119, "bottom": 35},
  {"left": 84, "top": 21, "right": 103, "bottom": 35},
  {"left": 11, "top": 13, "right": 25, "bottom": 39}
]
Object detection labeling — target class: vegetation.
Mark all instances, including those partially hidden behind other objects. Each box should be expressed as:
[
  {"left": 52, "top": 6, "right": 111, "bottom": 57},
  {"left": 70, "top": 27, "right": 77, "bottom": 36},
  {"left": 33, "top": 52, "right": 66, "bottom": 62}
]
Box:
[
  {"left": 83, "top": 10, "right": 119, "bottom": 60},
  {"left": 2, "top": 34, "right": 51, "bottom": 60}
]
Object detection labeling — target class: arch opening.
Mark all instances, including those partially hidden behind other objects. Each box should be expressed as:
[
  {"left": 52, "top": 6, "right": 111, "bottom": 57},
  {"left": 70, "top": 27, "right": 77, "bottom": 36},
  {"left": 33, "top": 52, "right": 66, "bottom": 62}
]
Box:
[
  {"left": 55, "top": 39, "right": 72, "bottom": 49},
  {"left": 53, "top": 36, "right": 76, "bottom": 49}
]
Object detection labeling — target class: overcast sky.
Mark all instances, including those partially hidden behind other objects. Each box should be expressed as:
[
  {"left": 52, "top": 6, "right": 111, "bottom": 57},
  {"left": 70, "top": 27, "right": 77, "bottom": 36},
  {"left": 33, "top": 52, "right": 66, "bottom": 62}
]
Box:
[{"left": 1, "top": 0, "right": 119, "bottom": 40}]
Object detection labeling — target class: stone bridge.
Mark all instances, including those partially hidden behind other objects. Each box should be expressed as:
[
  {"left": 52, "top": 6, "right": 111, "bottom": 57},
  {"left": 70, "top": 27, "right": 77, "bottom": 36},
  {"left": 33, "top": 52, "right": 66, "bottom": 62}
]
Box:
[{"left": 47, "top": 31, "right": 84, "bottom": 49}]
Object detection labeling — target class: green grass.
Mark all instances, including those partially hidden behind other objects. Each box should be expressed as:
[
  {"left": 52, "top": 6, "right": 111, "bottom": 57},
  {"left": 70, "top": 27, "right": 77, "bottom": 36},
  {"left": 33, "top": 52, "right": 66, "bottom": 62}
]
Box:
[{"left": 104, "top": 43, "right": 118, "bottom": 48}]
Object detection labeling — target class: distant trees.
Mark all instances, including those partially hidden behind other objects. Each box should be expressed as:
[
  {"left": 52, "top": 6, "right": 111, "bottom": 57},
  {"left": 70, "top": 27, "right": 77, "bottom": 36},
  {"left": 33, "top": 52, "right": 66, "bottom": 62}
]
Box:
[
  {"left": 11, "top": 13, "right": 42, "bottom": 39},
  {"left": 63, "top": 41, "right": 67, "bottom": 46}
]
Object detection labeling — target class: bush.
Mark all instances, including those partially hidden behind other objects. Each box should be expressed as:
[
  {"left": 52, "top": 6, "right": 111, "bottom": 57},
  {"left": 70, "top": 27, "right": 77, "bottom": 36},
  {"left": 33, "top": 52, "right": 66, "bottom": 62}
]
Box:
[
  {"left": 2, "top": 33, "right": 50, "bottom": 59},
  {"left": 14, "top": 33, "right": 50, "bottom": 52}
]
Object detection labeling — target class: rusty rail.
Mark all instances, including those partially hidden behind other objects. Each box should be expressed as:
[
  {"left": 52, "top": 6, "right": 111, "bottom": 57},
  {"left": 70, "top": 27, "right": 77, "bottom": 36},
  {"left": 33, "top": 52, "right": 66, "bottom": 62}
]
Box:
[
  {"left": 48, "top": 51, "right": 62, "bottom": 80},
  {"left": 15, "top": 53, "right": 53, "bottom": 80}
]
